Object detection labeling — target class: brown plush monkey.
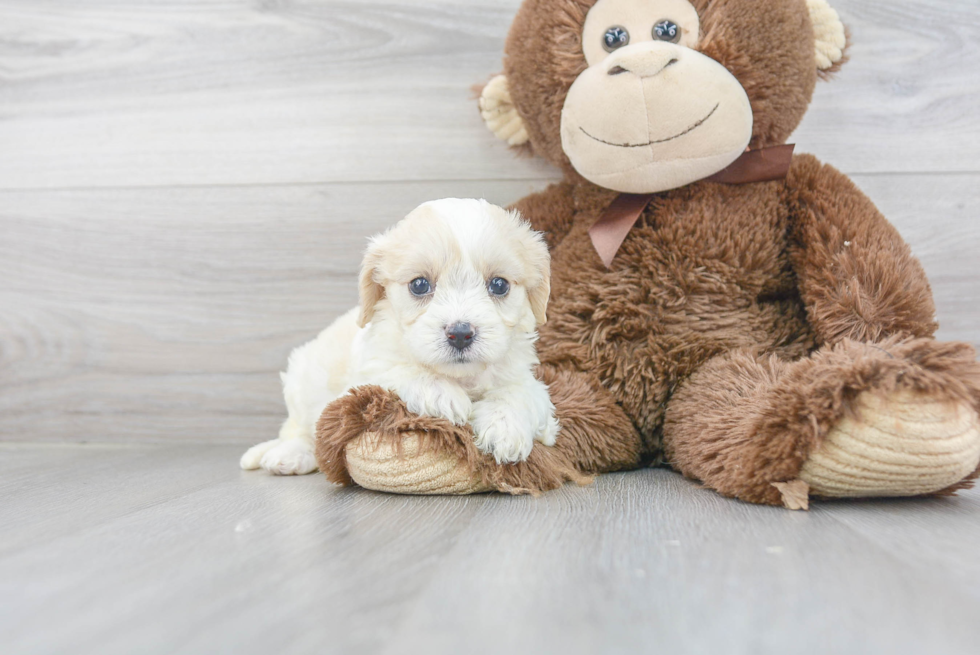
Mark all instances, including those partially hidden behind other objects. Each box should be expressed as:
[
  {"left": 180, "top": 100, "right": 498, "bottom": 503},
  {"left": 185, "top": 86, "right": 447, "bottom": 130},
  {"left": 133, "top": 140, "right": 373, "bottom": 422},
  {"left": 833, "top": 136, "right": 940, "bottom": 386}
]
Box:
[{"left": 316, "top": 0, "right": 980, "bottom": 508}]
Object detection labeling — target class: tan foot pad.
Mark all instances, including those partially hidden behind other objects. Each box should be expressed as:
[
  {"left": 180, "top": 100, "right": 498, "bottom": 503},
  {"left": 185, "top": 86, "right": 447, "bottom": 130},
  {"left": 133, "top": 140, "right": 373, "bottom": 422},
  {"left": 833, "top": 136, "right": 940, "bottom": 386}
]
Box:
[
  {"left": 800, "top": 390, "right": 980, "bottom": 497},
  {"left": 772, "top": 480, "right": 810, "bottom": 510},
  {"left": 345, "top": 433, "right": 491, "bottom": 495}
]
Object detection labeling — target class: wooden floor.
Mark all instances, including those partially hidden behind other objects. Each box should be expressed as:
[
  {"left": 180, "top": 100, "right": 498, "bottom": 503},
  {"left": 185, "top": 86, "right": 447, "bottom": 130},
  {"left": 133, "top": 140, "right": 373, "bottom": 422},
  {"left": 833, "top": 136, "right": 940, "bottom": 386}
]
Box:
[
  {"left": 3, "top": 0, "right": 980, "bottom": 653},
  {"left": 2, "top": 442, "right": 980, "bottom": 655}
]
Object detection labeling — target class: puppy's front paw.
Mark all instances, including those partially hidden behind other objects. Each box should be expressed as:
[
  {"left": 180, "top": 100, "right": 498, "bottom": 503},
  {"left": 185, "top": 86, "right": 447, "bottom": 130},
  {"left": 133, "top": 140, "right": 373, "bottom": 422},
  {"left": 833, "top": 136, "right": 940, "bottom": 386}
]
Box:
[
  {"left": 536, "top": 414, "right": 560, "bottom": 447},
  {"left": 471, "top": 401, "right": 535, "bottom": 464},
  {"left": 401, "top": 379, "right": 472, "bottom": 425},
  {"left": 257, "top": 439, "right": 318, "bottom": 476}
]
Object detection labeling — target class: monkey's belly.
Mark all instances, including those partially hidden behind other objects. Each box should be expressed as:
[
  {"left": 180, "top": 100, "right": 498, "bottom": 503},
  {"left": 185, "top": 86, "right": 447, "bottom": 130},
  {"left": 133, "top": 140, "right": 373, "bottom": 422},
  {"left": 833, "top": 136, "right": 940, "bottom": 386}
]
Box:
[{"left": 538, "top": 279, "right": 813, "bottom": 453}]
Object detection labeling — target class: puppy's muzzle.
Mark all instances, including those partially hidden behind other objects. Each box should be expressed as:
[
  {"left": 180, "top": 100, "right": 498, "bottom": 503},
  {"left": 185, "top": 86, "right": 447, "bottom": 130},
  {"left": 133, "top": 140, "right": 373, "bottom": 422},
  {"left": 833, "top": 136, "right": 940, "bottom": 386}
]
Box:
[{"left": 445, "top": 322, "right": 476, "bottom": 351}]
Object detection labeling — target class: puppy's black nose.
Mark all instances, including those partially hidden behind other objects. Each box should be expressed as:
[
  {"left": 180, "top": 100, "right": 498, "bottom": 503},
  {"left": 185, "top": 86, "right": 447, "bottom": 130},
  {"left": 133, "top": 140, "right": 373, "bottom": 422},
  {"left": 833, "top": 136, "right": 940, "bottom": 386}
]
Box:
[{"left": 446, "top": 322, "right": 475, "bottom": 351}]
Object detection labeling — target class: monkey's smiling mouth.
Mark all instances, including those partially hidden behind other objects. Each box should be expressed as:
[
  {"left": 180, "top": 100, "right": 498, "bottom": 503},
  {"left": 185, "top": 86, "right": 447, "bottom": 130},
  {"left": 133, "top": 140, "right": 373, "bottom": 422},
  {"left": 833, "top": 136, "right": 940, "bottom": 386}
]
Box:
[{"left": 580, "top": 103, "right": 720, "bottom": 148}]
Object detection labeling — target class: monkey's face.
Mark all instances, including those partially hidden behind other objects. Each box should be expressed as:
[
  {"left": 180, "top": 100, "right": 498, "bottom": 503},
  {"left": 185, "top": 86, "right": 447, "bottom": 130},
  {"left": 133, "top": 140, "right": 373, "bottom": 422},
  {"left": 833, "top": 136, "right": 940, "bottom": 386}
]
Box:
[
  {"left": 484, "top": 0, "right": 847, "bottom": 194},
  {"left": 560, "top": 0, "right": 752, "bottom": 193}
]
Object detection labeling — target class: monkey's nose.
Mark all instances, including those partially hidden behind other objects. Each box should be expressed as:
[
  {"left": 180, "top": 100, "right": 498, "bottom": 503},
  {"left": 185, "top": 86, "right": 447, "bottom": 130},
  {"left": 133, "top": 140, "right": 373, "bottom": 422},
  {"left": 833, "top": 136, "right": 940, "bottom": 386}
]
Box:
[
  {"left": 607, "top": 45, "right": 679, "bottom": 78},
  {"left": 445, "top": 322, "right": 475, "bottom": 351}
]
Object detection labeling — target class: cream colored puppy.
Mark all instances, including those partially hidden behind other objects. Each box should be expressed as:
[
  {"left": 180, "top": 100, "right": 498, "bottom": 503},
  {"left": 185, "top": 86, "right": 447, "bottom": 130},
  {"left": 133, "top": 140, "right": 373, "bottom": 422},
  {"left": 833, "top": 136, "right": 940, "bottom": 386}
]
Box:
[{"left": 240, "top": 198, "right": 559, "bottom": 475}]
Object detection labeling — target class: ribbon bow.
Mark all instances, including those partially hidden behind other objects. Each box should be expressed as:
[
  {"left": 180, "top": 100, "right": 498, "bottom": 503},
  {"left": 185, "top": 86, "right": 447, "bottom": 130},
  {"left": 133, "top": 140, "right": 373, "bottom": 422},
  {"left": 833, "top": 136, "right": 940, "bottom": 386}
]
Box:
[{"left": 588, "top": 144, "right": 796, "bottom": 268}]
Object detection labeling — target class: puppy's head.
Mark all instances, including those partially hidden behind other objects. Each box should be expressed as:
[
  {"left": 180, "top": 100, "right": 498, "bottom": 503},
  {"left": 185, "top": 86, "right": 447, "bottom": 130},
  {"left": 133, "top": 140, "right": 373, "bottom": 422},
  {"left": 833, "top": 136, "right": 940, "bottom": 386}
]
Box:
[{"left": 357, "top": 198, "right": 550, "bottom": 377}]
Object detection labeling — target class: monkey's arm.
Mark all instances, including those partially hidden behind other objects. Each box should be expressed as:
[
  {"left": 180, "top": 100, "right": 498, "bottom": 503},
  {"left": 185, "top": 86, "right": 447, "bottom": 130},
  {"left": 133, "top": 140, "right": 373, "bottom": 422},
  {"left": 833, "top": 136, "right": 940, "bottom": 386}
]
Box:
[
  {"left": 785, "top": 154, "right": 936, "bottom": 346},
  {"left": 508, "top": 182, "right": 577, "bottom": 249}
]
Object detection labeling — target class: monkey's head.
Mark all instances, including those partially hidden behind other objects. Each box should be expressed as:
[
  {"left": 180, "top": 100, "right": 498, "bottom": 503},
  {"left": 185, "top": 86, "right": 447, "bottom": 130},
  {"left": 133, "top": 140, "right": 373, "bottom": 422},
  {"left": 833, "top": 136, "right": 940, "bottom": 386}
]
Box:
[{"left": 480, "top": 0, "right": 847, "bottom": 193}]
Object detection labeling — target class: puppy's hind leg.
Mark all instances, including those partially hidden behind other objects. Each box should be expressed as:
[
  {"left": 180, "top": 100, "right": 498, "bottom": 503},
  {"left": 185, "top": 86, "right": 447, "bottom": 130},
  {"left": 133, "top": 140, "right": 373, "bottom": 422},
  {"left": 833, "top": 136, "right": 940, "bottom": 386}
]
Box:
[
  {"left": 240, "top": 438, "right": 280, "bottom": 470},
  {"left": 239, "top": 349, "right": 322, "bottom": 475},
  {"left": 240, "top": 308, "right": 360, "bottom": 476},
  {"left": 256, "top": 416, "right": 319, "bottom": 476}
]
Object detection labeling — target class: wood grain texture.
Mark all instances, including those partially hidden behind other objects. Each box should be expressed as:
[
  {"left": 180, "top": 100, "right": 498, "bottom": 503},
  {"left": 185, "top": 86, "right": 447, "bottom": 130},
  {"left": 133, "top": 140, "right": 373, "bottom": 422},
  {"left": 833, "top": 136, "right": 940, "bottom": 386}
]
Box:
[
  {"left": 793, "top": 0, "right": 980, "bottom": 173},
  {"left": 2, "top": 174, "right": 977, "bottom": 444},
  {"left": 0, "top": 0, "right": 978, "bottom": 190},
  {"left": 2, "top": 443, "right": 979, "bottom": 655},
  {"left": 0, "top": 180, "right": 546, "bottom": 442}
]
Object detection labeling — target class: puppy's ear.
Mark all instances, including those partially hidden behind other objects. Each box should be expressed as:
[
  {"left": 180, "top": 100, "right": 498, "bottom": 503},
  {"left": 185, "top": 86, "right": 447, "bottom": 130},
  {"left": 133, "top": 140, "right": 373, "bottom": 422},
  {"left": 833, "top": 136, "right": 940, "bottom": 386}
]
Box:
[
  {"left": 356, "top": 237, "right": 386, "bottom": 328},
  {"left": 529, "top": 268, "right": 551, "bottom": 326},
  {"left": 519, "top": 220, "right": 552, "bottom": 326}
]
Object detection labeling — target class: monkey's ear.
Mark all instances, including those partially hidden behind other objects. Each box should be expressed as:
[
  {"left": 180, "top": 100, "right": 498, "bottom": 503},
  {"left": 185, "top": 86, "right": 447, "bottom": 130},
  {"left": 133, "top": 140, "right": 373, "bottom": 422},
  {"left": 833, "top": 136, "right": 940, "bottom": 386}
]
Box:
[
  {"left": 356, "top": 238, "right": 386, "bottom": 328},
  {"left": 479, "top": 75, "right": 530, "bottom": 146},
  {"left": 808, "top": 0, "right": 847, "bottom": 72}
]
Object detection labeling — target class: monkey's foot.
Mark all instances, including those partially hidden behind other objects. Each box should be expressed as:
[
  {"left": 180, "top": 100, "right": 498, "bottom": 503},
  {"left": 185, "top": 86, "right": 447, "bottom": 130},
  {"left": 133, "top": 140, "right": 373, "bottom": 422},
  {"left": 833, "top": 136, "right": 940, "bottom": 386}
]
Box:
[
  {"left": 797, "top": 389, "right": 980, "bottom": 498},
  {"left": 345, "top": 433, "right": 490, "bottom": 495},
  {"left": 315, "top": 385, "right": 593, "bottom": 496}
]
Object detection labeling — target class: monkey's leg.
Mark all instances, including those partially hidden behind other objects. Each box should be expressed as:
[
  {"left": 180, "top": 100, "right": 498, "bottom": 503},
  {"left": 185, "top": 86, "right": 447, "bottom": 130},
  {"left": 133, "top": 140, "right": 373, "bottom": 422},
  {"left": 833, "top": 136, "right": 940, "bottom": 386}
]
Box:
[
  {"left": 662, "top": 338, "right": 980, "bottom": 508},
  {"left": 315, "top": 365, "right": 643, "bottom": 495}
]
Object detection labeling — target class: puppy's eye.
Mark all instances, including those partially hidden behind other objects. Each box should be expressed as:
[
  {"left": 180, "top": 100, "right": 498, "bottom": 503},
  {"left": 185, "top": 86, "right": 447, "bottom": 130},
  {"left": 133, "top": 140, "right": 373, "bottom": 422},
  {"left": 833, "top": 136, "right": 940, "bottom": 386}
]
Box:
[
  {"left": 653, "top": 20, "right": 681, "bottom": 43},
  {"left": 409, "top": 277, "right": 432, "bottom": 296},
  {"left": 602, "top": 26, "right": 630, "bottom": 52},
  {"left": 487, "top": 277, "right": 510, "bottom": 297}
]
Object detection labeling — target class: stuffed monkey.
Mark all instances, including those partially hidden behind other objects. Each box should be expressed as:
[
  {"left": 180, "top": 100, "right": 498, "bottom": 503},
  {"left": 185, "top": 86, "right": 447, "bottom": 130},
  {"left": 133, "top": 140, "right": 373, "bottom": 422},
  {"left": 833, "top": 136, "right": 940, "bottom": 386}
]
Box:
[{"left": 317, "top": 0, "right": 980, "bottom": 508}]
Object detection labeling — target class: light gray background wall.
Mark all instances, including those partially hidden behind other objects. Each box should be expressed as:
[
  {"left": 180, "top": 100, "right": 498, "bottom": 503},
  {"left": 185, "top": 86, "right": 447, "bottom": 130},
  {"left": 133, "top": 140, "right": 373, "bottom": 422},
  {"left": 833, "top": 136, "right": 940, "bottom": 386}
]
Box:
[{"left": 2, "top": 0, "right": 978, "bottom": 444}]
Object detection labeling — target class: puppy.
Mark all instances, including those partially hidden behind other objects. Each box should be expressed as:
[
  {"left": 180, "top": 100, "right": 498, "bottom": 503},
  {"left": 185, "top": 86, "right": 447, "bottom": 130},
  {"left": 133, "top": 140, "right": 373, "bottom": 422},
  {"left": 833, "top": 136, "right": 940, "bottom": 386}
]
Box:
[{"left": 240, "top": 198, "right": 559, "bottom": 475}]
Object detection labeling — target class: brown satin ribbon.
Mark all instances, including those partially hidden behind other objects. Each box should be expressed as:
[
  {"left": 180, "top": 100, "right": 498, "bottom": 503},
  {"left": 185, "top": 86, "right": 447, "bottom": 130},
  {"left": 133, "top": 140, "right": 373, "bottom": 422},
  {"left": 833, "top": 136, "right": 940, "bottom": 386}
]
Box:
[
  {"left": 705, "top": 143, "right": 796, "bottom": 184},
  {"left": 588, "top": 144, "right": 796, "bottom": 269}
]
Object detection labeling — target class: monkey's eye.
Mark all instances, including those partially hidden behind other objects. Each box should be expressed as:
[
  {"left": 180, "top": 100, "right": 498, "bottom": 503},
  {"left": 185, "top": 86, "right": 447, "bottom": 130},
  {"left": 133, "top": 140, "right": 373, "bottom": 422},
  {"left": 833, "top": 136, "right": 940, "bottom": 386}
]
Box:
[
  {"left": 409, "top": 277, "right": 432, "bottom": 296},
  {"left": 602, "top": 26, "right": 630, "bottom": 52},
  {"left": 653, "top": 20, "right": 681, "bottom": 43},
  {"left": 488, "top": 277, "right": 510, "bottom": 297}
]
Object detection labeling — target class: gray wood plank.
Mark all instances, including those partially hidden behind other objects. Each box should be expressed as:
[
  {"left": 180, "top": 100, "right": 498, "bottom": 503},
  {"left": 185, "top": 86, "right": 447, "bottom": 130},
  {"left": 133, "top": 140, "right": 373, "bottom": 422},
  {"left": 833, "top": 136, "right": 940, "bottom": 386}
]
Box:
[
  {"left": 2, "top": 444, "right": 978, "bottom": 655},
  {"left": 0, "top": 0, "right": 977, "bottom": 190},
  {"left": 820, "top": 492, "right": 980, "bottom": 602},
  {"left": 1, "top": 174, "right": 977, "bottom": 444},
  {"left": 387, "top": 471, "right": 980, "bottom": 655},
  {"left": 0, "top": 443, "right": 245, "bottom": 557},
  {"left": 0, "top": 0, "right": 554, "bottom": 189},
  {"left": 0, "top": 444, "right": 490, "bottom": 655},
  {"left": 793, "top": 0, "right": 980, "bottom": 174}
]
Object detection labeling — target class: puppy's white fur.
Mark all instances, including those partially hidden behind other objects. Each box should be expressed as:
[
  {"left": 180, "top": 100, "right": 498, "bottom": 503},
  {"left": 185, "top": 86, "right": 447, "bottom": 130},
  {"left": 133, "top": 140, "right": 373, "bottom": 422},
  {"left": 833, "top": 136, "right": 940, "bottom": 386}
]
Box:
[{"left": 241, "top": 198, "right": 558, "bottom": 475}]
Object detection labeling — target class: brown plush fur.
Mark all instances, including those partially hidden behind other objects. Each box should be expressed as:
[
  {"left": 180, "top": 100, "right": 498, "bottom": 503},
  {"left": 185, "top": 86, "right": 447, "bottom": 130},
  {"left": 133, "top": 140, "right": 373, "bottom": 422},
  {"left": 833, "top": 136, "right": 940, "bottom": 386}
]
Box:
[{"left": 317, "top": 0, "right": 980, "bottom": 504}]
